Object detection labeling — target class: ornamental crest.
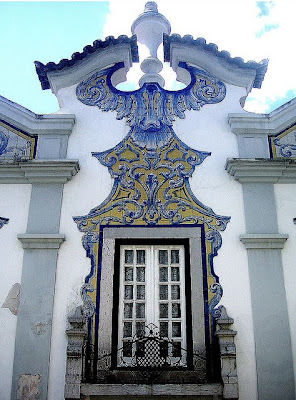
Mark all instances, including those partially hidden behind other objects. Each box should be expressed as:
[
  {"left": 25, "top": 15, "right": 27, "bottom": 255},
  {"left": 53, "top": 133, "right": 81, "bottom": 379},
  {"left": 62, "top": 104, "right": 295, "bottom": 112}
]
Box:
[{"left": 74, "top": 61, "right": 229, "bottom": 359}]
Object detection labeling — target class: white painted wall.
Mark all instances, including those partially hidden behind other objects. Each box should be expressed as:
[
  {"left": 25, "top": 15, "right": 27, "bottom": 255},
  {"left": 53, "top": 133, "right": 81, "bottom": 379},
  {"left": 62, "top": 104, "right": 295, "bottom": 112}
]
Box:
[
  {"left": 275, "top": 184, "right": 296, "bottom": 394},
  {"left": 0, "top": 184, "right": 31, "bottom": 400},
  {"left": 47, "top": 76, "right": 257, "bottom": 400}
]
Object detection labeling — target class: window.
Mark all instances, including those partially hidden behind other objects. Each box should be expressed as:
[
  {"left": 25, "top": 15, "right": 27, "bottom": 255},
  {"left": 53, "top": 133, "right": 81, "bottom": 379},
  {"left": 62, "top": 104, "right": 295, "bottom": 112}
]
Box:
[
  {"left": 98, "top": 227, "right": 206, "bottom": 379},
  {"left": 116, "top": 244, "right": 188, "bottom": 367}
]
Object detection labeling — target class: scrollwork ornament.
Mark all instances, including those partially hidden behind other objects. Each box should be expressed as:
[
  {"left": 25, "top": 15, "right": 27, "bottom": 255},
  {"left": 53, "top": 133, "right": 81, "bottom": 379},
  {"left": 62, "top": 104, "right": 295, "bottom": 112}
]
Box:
[
  {"left": 274, "top": 137, "right": 296, "bottom": 157},
  {"left": 81, "top": 283, "right": 95, "bottom": 317},
  {"left": 209, "top": 283, "right": 223, "bottom": 318},
  {"left": 74, "top": 60, "right": 229, "bottom": 347}
]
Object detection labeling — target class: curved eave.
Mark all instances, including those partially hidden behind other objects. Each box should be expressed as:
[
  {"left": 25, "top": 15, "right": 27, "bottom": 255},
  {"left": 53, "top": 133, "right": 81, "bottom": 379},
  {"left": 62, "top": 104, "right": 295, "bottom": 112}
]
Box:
[
  {"left": 35, "top": 35, "right": 139, "bottom": 90},
  {"left": 163, "top": 34, "right": 268, "bottom": 89}
]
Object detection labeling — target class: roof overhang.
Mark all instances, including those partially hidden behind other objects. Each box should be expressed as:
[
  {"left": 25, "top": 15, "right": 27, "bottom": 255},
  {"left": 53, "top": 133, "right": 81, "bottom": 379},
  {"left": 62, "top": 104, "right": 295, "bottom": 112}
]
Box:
[
  {"left": 163, "top": 34, "right": 268, "bottom": 93},
  {"left": 35, "top": 35, "right": 139, "bottom": 94}
]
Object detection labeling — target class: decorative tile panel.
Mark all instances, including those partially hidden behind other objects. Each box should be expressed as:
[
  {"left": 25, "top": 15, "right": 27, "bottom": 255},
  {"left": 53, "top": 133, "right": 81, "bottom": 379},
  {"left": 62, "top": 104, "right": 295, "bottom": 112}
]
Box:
[
  {"left": 269, "top": 123, "right": 296, "bottom": 158},
  {"left": 0, "top": 120, "right": 37, "bottom": 161},
  {"left": 74, "top": 62, "right": 229, "bottom": 355},
  {"left": 0, "top": 217, "right": 9, "bottom": 229}
]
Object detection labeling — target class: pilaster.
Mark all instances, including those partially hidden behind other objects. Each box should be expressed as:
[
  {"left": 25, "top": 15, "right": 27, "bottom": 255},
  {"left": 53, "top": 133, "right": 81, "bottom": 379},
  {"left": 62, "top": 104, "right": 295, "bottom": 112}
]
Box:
[
  {"left": 226, "top": 157, "right": 295, "bottom": 399},
  {"left": 9, "top": 113, "right": 79, "bottom": 400}
]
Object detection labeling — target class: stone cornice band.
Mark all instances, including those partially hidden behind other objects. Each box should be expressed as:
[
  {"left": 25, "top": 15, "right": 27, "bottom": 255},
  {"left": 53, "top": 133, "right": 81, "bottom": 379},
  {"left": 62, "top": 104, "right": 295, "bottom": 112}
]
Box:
[
  {"left": 0, "top": 160, "right": 80, "bottom": 183},
  {"left": 225, "top": 158, "right": 296, "bottom": 183}
]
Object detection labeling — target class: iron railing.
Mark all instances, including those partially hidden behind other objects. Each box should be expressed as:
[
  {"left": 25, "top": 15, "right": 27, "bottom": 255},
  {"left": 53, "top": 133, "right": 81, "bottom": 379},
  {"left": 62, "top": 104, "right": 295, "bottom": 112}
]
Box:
[{"left": 82, "top": 323, "right": 218, "bottom": 384}]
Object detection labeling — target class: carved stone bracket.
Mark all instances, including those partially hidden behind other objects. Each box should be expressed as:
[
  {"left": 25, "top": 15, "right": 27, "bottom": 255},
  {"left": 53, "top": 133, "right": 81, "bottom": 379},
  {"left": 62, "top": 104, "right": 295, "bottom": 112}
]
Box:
[
  {"left": 65, "top": 306, "right": 87, "bottom": 400},
  {"left": 215, "top": 306, "right": 239, "bottom": 400}
]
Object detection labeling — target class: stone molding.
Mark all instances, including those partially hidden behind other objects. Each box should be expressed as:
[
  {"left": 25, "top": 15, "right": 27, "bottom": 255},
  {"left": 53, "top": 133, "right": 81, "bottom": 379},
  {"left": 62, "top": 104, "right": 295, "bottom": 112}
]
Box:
[
  {"left": 240, "top": 233, "right": 288, "bottom": 249},
  {"left": 65, "top": 306, "right": 87, "bottom": 400},
  {"left": 18, "top": 234, "right": 66, "bottom": 249},
  {"left": 229, "top": 98, "right": 296, "bottom": 136},
  {"left": 0, "top": 95, "right": 75, "bottom": 136},
  {"left": 215, "top": 306, "right": 239, "bottom": 400},
  {"left": 225, "top": 158, "right": 296, "bottom": 183},
  {"left": 0, "top": 159, "right": 80, "bottom": 183}
]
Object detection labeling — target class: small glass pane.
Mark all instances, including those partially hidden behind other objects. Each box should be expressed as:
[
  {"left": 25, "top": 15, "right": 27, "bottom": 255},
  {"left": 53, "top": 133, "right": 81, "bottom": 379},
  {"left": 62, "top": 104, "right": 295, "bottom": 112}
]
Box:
[
  {"left": 172, "top": 342, "right": 181, "bottom": 357},
  {"left": 159, "top": 322, "right": 168, "bottom": 337},
  {"left": 159, "top": 250, "right": 168, "bottom": 265},
  {"left": 136, "top": 321, "right": 146, "bottom": 337},
  {"left": 159, "top": 267, "right": 168, "bottom": 282},
  {"left": 137, "top": 285, "right": 145, "bottom": 300},
  {"left": 171, "top": 249, "right": 179, "bottom": 264},
  {"left": 171, "top": 267, "right": 180, "bottom": 281},
  {"left": 172, "top": 322, "right": 181, "bottom": 337},
  {"left": 160, "top": 341, "right": 168, "bottom": 357},
  {"left": 136, "top": 303, "right": 145, "bottom": 318},
  {"left": 123, "top": 341, "right": 132, "bottom": 357},
  {"left": 123, "top": 322, "right": 132, "bottom": 337},
  {"left": 124, "top": 285, "right": 133, "bottom": 300},
  {"left": 159, "top": 303, "right": 168, "bottom": 318},
  {"left": 159, "top": 285, "right": 168, "bottom": 300},
  {"left": 124, "top": 250, "right": 134, "bottom": 264},
  {"left": 136, "top": 341, "right": 145, "bottom": 357},
  {"left": 136, "top": 250, "right": 145, "bottom": 264},
  {"left": 136, "top": 267, "right": 145, "bottom": 282},
  {"left": 171, "top": 285, "right": 180, "bottom": 300},
  {"left": 172, "top": 303, "right": 181, "bottom": 318},
  {"left": 125, "top": 267, "right": 133, "bottom": 282},
  {"left": 124, "top": 303, "right": 133, "bottom": 318}
]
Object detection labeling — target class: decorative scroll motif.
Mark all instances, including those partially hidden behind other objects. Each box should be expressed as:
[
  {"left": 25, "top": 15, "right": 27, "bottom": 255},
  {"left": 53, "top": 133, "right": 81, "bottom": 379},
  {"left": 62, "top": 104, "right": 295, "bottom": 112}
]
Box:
[
  {"left": 76, "top": 62, "right": 226, "bottom": 149},
  {"left": 0, "top": 217, "right": 9, "bottom": 229},
  {"left": 269, "top": 124, "right": 296, "bottom": 158},
  {"left": 74, "top": 61, "right": 229, "bottom": 361},
  {"left": 0, "top": 120, "right": 37, "bottom": 161}
]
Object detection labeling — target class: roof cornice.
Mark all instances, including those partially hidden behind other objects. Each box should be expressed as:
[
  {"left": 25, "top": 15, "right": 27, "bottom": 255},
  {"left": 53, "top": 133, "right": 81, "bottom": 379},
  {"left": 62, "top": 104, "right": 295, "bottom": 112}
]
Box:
[
  {"left": 35, "top": 35, "right": 139, "bottom": 91},
  {"left": 229, "top": 97, "right": 296, "bottom": 135},
  {"left": 0, "top": 95, "right": 75, "bottom": 136},
  {"left": 163, "top": 34, "right": 268, "bottom": 90}
]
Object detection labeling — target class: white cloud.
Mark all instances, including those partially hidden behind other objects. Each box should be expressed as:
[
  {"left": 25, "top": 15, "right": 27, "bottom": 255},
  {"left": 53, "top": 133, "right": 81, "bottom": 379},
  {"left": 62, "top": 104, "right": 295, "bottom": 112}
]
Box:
[{"left": 103, "top": 0, "right": 296, "bottom": 114}]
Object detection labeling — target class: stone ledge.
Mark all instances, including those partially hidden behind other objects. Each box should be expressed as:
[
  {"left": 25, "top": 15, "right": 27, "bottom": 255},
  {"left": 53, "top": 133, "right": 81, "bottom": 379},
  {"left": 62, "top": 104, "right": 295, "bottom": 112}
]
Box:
[
  {"left": 240, "top": 234, "right": 289, "bottom": 249},
  {"left": 0, "top": 160, "right": 80, "bottom": 183},
  {"left": 225, "top": 158, "right": 296, "bottom": 183},
  {"left": 228, "top": 98, "right": 296, "bottom": 135},
  {"left": 80, "top": 383, "right": 223, "bottom": 397},
  {"left": 0, "top": 96, "right": 76, "bottom": 136},
  {"left": 18, "top": 234, "right": 65, "bottom": 249}
]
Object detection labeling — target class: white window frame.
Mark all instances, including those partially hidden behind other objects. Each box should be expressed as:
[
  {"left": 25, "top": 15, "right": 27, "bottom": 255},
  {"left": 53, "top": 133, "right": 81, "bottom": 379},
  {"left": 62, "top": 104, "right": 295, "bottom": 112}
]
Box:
[{"left": 117, "top": 244, "right": 187, "bottom": 367}]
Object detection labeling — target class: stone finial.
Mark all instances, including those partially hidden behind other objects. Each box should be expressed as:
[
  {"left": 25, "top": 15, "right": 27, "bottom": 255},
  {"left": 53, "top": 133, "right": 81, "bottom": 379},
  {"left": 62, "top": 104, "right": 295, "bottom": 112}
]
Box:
[
  {"left": 131, "top": 2, "right": 171, "bottom": 57},
  {"left": 132, "top": 2, "right": 171, "bottom": 87}
]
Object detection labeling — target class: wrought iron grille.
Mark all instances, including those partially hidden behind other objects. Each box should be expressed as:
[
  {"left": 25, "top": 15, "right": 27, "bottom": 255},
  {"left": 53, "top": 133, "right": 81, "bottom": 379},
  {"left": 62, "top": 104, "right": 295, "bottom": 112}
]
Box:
[
  {"left": 117, "top": 323, "right": 187, "bottom": 369},
  {"left": 82, "top": 323, "right": 213, "bottom": 384}
]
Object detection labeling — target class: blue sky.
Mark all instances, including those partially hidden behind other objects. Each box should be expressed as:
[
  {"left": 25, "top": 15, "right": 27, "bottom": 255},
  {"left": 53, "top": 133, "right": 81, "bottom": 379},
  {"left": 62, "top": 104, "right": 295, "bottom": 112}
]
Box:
[
  {"left": 0, "top": 0, "right": 295, "bottom": 115},
  {"left": 0, "top": 2, "right": 109, "bottom": 113}
]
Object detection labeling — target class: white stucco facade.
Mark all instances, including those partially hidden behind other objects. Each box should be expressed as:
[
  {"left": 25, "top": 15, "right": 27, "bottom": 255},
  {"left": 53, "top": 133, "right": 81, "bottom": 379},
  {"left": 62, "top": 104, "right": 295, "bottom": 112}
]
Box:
[
  {"left": 0, "top": 185, "right": 31, "bottom": 400},
  {"left": 1, "top": 3, "right": 296, "bottom": 400}
]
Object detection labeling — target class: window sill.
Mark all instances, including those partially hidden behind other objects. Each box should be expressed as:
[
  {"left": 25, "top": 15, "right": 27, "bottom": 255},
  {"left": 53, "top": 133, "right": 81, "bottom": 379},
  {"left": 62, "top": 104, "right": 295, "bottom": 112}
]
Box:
[{"left": 81, "top": 382, "right": 223, "bottom": 397}]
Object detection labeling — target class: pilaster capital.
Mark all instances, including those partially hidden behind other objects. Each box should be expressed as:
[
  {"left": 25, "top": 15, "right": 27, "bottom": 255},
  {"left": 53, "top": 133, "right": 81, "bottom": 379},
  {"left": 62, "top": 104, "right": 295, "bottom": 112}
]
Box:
[
  {"left": 226, "top": 158, "right": 296, "bottom": 183},
  {"left": 0, "top": 159, "right": 80, "bottom": 183},
  {"left": 17, "top": 234, "right": 66, "bottom": 249},
  {"left": 240, "top": 233, "right": 288, "bottom": 249}
]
